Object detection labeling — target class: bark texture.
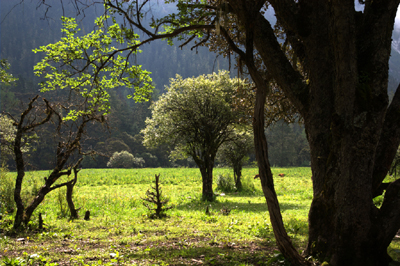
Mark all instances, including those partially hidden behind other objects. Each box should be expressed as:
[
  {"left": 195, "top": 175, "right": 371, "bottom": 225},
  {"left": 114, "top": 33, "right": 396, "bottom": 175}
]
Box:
[{"left": 227, "top": 1, "right": 400, "bottom": 265}]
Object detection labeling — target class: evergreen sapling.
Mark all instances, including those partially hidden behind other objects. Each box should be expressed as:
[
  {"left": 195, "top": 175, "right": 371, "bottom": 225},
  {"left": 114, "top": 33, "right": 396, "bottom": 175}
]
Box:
[{"left": 142, "top": 174, "right": 173, "bottom": 218}]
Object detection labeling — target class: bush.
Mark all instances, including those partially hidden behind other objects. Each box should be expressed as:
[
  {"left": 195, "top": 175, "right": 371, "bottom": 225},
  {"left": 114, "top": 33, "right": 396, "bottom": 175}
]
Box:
[
  {"left": 216, "top": 174, "right": 236, "bottom": 192},
  {"left": 107, "top": 151, "right": 145, "bottom": 168},
  {"left": 241, "top": 175, "right": 256, "bottom": 193}
]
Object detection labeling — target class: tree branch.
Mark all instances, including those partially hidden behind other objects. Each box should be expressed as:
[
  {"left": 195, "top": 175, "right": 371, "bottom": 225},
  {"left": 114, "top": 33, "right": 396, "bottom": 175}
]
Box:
[
  {"left": 269, "top": 0, "right": 302, "bottom": 36},
  {"left": 250, "top": 9, "right": 308, "bottom": 114},
  {"left": 372, "top": 83, "right": 400, "bottom": 194}
]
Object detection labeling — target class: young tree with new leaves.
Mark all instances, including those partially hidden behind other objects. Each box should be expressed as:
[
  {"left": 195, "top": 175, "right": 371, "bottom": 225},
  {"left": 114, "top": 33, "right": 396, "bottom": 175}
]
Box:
[
  {"left": 142, "top": 71, "right": 249, "bottom": 201},
  {"left": 6, "top": 11, "right": 155, "bottom": 230},
  {"left": 33, "top": 16, "right": 153, "bottom": 119}
]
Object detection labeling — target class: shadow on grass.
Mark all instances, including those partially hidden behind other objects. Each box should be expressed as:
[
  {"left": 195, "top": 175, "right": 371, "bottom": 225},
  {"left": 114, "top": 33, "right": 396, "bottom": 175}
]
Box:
[
  {"left": 175, "top": 200, "right": 305, "bottom": 214},
  {"left": 124, "top": 242, "right": 276, "bottom": 266}
]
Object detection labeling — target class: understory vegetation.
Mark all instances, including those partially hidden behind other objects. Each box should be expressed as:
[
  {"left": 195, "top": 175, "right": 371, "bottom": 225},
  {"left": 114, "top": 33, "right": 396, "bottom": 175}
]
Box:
[{"left": 1, "top": 167, "right": 399, "bottom": 265}]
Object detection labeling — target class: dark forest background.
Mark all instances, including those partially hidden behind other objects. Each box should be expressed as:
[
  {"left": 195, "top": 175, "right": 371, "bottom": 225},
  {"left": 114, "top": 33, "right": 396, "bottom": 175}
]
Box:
[{"left": 1, "top": 1, "right": 398, "bottom": 170}]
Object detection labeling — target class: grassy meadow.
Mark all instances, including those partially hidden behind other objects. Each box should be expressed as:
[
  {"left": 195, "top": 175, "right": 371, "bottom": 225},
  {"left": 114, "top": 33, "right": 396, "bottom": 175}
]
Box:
[{"left": 1, "top": 167, "right": 399, "bottom": 265}]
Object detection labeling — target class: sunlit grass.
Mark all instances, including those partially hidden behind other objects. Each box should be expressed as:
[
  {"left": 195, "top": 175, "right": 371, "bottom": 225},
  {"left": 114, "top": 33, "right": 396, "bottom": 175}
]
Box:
[{"left": 6, "top": 167, "right": 398, "bottom": 265}]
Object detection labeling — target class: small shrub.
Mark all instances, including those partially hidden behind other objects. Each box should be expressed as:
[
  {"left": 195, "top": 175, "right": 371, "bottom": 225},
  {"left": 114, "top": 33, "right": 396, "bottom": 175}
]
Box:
[
  {"left": 241, "top": 175, "right": 256, "bottom": 193},
  {"left": 216, "top": 174, "right": 236, "bottom": 192},
  {"left": 1, "top": 256, "right": 25, "bottom": 266},
  {"left": 142, "top": 174, "right": 173, "bottom": 219},
  {"left": 254, "top": 221, "right": 271, "bottom": 238},
  {"left": 107, "top": 151, "right": 145, "bottom": 168}
]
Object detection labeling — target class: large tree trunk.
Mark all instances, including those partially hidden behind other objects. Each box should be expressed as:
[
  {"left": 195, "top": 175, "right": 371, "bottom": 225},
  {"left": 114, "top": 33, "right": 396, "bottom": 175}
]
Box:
[
  {"left": 302, "top": 3, "right": 400, "bottom": 265},
  {"left": 228, "top": 1, "right": 400, "bottom": 265}
]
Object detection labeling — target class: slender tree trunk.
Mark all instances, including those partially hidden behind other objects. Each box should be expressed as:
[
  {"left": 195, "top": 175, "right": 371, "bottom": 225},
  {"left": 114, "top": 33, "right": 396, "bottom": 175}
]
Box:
[
  {"left": 233, "top": 163, "right": 242, "bottom": 191},
  {"left": 13, "top": 115, "right": 27, "bottom": 230},
  {"left": 253, "top": 83, "right": 308, "bottom": 266},
  {"left": 23, "top": 185, "right": 51, "bottom": 226},
  {"left": 67, "top": 165, "right": 81, "bottom": 219},
  {"left": 66, "top": 179, "right": 78, "bottom": 219}
]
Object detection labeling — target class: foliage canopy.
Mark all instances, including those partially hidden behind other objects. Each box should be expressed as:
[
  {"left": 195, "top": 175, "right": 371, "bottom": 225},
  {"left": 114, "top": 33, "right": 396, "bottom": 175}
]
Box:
[
  {"left": 142, "top": 71, "right": 249, "bottom": 161},
  {"left": 33, "top": 16, "right": 153, "bottom": 120}
]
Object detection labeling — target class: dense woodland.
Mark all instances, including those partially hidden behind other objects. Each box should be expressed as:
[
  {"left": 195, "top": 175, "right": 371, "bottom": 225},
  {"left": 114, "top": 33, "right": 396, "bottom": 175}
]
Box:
[{"left": 0, "top": 1, "right": 312, "bottom": 170}]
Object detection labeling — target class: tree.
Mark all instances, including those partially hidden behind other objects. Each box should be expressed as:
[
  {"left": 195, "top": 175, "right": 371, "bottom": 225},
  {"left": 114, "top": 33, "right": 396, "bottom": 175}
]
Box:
[
  {"left": 30, "top": 1, "right": 400, "bottom": 265},
  {"left": 0, "top": 60, "right": 18, "bottom": 163},
  {"left": 0, "top": 116, "right": 17, "bottom": 164},
  {"left": 216, "top": 128, "right": 254, "bottom": 190},
  {"left": 5, "top": 10, "right": 154, "bottom": 229},
  {"left": 107, "top": 150, "right": 145, "bottom": 168},
  {"left": 142, "top": 71, "right": 249, "bottom": 201},
  {"left": 107, "top": 1, "right": 400, "bottom": 265},
  {"left": 7, "top": 95, "right": 103, "bottom": 229},
  {"left": 33, "top": 16, "right": 153, "bottom": 120}
]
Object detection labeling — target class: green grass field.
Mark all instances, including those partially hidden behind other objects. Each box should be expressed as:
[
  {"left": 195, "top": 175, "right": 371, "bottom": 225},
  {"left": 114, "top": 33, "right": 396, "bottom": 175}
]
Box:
[{"left": 0, "top": 167, "right": 399, "bottom": 265}]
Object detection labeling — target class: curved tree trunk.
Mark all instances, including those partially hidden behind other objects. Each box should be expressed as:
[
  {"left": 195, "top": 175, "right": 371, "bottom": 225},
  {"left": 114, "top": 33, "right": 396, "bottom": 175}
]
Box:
[
  {"left": 66, "top": 178, "right": 78, "bottom": 219},
  {"left": 66, "top": 165, "right": 81, "bottom": 219},
  {"left": 253, "top": 83, "right": 308, "bottom": 266}
]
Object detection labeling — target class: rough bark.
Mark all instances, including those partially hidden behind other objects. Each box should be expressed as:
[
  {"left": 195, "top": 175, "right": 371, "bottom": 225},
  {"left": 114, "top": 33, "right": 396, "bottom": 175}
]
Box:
[
  {"left": 252, "top": 78, "right": 309, "bottom": 266},
  {"left": 263, "top": 1, "right": 399, "bottom": 265},
  {"left": 12, "top": 96, "right": 54, "bottom": 229},
  {"left": 227, "top": 1, "right": 400, "bottom": 265},
  {"left": 222, "top": 2, "right": 309, "bottom": 265}
]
